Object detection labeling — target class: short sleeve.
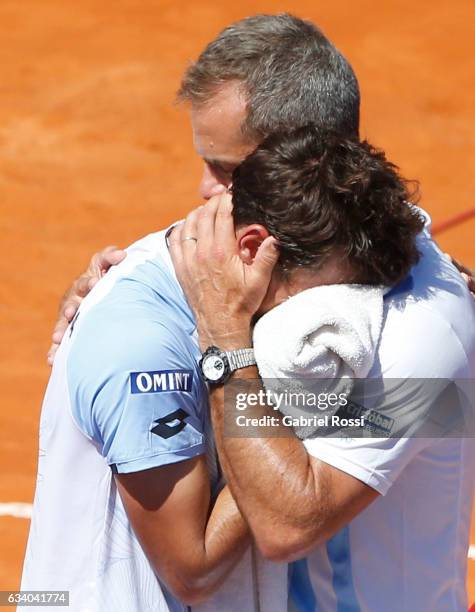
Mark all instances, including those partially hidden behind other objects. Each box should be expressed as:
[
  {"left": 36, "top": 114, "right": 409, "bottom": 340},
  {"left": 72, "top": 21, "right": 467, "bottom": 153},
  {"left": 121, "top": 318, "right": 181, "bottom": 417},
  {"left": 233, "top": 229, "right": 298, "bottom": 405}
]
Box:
[
  {"left": 98, "top": 367, "right": 205, "bottom": 474},
  {"left": 67, "top": 308, "right": 206, "bottom": 474},
  {"left": 303, "top": 306, "right": 472, "bottom": 496},
  {"left": 303, "top": 435, "right": 430, "bottom": 495}
]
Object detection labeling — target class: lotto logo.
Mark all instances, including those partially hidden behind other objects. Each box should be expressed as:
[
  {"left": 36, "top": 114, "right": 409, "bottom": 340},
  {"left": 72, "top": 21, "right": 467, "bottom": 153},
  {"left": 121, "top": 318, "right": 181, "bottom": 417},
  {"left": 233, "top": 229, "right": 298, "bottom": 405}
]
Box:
[{"left": 130, "top": 370, "right": 193, "bottom": 394}]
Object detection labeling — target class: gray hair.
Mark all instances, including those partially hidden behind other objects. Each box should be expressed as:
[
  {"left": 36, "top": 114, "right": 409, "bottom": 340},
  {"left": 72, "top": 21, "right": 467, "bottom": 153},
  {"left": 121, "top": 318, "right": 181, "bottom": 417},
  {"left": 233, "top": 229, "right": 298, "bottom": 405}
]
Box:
[{"left": 177, "top": 13, "right": 360, "bottom": 142}]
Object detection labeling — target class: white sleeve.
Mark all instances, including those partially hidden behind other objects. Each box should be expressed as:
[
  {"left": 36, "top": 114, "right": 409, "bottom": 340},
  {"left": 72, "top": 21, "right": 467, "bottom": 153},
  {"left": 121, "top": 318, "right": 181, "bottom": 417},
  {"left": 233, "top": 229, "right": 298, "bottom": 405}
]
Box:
[
  {"left": 304, "top": 306, "right": 471, "bottom": 496},
  {"left": 303, "top": 435, "right": 430, "bottom": 495}
]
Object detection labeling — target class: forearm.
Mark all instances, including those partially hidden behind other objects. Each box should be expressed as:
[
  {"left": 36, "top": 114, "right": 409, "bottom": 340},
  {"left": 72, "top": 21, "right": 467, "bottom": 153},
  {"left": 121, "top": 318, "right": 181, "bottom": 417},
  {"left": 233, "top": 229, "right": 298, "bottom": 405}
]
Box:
[
  {"left": 194, "top": 485, "right": 250, "bottom": 593},
  {"left": 116, "top": 458, "right": 249, "bottom": 605},
  {"left": 153, "top": 485, "right": 249, "bottom": 605},
  {"left": 158, "top": 487, "right": 250, "bottom": 605},
  {"left": 209, "top": 368, "right": 323, "bottom": 561}
]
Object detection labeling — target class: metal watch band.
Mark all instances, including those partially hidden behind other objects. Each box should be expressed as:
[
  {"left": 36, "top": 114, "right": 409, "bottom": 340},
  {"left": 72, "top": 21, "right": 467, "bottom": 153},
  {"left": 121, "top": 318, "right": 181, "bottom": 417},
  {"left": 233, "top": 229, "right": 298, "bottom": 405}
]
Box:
[{"left": 225, "top": 348, "right": 256, "bottom": 373}]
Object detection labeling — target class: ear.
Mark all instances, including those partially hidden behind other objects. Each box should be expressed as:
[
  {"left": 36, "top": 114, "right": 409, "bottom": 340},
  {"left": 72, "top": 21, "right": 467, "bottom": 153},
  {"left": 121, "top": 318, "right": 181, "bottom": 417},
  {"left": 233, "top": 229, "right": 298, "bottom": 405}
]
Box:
[{"left": 236, "top": 224, "right": 271, "bottom": 264}]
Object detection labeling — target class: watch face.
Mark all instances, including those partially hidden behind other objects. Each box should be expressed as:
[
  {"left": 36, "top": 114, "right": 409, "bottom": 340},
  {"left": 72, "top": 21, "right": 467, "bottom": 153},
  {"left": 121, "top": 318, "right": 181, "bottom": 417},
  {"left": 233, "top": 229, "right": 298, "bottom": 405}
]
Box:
[{"left": 202, "top": 354, "right": 226, "bottom": 382}]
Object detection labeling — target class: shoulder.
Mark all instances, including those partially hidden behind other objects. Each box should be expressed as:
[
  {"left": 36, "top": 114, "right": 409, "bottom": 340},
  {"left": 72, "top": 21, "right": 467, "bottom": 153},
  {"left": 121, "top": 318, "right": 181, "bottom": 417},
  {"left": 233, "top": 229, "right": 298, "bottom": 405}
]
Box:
[
  {"left": 69, "top": 308, "right": 193, "bottom": 380},
  {"left": 65, "top": 265, "right": 202, "bottom": 441},
  {"left": 67, "top": 223, "right": 195, "bottom": 380},
  {"left": 375, "top": 305, "right": 469, "bottom": 378},
  {"left": 64, "top": 294, "right": 206, "bottom": 466},
  {"left": 374, "top": 232, "right": 475, "bottom": 378}
]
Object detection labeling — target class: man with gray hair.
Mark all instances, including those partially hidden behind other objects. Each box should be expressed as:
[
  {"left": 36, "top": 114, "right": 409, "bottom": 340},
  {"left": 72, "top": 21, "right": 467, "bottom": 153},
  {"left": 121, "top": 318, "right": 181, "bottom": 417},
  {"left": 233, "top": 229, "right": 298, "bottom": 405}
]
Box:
[
  {"left": 48, "top": 13, "right": 362, "bottom": 363},
  {"left": 176, "top": 12, "right": 359, "bottom": 185}
]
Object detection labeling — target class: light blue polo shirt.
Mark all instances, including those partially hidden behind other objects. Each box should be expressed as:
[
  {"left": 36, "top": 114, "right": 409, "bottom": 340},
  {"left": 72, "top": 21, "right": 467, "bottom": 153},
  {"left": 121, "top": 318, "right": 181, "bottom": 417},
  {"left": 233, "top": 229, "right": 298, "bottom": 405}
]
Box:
[{"left": 20, "top": 229, "right": 215, "bottom": 612}]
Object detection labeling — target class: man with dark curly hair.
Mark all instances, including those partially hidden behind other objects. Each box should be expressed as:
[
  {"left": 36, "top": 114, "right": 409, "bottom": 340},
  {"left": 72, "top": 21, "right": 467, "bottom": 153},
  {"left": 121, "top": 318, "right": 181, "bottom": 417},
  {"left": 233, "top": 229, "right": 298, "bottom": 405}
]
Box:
[
  {"left": 171, "top": 124, "right": 475, "bottom": 612},
  {"left": 231, "top": 126, "right": 424, "bottom": 289}
]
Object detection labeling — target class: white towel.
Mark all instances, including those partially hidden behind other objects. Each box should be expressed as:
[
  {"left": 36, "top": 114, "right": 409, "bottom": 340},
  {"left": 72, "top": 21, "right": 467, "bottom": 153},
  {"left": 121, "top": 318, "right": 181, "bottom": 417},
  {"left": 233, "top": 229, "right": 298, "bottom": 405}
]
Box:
[{"left": 253, "top": 284, "right": 386, "bottom": 438}]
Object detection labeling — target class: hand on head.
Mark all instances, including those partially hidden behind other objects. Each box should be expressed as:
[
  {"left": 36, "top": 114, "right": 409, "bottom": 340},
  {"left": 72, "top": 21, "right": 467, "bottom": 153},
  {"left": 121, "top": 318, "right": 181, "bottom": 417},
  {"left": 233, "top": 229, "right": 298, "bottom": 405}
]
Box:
[{"left": 168, "top": 192, "right": 279, "bottom": 350}]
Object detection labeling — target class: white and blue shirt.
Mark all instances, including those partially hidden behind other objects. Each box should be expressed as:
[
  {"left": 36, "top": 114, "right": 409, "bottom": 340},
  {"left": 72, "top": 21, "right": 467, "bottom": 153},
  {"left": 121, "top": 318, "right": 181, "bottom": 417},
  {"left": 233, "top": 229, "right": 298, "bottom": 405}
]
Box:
[{"left": 295, "top": 216, "right": 475, "bottom": 612}]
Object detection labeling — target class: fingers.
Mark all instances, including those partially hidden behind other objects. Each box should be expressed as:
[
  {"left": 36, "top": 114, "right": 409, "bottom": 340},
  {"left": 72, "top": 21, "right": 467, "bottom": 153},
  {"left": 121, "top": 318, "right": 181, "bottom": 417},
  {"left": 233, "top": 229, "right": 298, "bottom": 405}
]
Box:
[
  {"left": 168, "top": 222, "right": 187, "bottom": 284},
  {"left": 50, "top": 322, "right": 67, "bottom": 348},
  {"left": 445, "top": 253, "right": 475, "bottom": 295},
  {"left": 74, "top": 274, "right": 94, "bottom": 299},
  {"left": 56, "top": 295, "right": 81, "bottom": 338},
  {"left": 214, "top": 192, "right": 235, "bottom": 249},
  {"left": 88, "top": 276, "right": 100, "bottom": 290},
  {"left": 47, "top": 299, "right": 79, "bottom": 366},
  {"left": 197, "top": 196, "right": 220, "bottom": 255},
  {"left": 461, "top": 272, "right": 475, "bottom": 295},
  {"left": 62, "top": 294, "right": 82, "bottom": 320},
  {"left": 181, "top": 208, "right": 200, "bottom": 266},
  {"left": 253, "top": 236, "right": 279, "bottom": 279},
  {"left": 47, "top": 343, "right": 59, "bottom": 366},
  {"left": 182, "top": 209, "right": 199, "bottom": 242},
  {"left": 195, "top": 193, "right": 235, "bottom": 262},
  {"left": 446, "top": 253, "right": 472, "bottom": 276},
  {"left": 102, "top": 247, "right": 127, "bottom": 267},
  {"left": 89, "top": 246, "right": 126, "bottom": 277},
  {"left": 78, "top": 246, "right": 126, "bottom": 299},
  {"left": 71, "top": 246, "right": 125, "bottom": 304}
]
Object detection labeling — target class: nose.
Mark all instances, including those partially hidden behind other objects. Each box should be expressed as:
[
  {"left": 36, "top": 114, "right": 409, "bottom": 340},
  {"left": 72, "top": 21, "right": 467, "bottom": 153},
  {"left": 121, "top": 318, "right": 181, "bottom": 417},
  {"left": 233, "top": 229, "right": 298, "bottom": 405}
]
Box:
[{"left": 199, "top": 165, "right": 228, "bottom": 200}]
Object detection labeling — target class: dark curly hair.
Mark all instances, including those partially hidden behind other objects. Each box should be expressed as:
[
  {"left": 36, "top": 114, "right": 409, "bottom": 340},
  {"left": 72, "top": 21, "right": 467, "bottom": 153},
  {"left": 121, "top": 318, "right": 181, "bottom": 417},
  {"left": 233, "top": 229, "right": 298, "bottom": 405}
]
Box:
[{"left": 231, "top": 126, "right": 425, "bottom": 286}]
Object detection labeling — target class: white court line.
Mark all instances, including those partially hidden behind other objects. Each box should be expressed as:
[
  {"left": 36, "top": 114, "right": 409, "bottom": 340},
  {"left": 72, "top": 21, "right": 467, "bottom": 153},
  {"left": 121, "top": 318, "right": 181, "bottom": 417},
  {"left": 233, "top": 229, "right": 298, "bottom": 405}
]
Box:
[
  {"left": 0, "top": 503, "right": 32, "bottom": 519},
  {"left": 0, "top": 502, "right": 474, "bottom": 560}
]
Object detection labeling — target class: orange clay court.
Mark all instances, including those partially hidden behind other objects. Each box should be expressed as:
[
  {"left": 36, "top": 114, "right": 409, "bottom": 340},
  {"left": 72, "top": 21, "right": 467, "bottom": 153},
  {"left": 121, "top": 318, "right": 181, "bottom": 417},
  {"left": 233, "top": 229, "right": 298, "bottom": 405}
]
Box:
[{"left": 0, "top": 0, "right": 474, "bottom": 606}]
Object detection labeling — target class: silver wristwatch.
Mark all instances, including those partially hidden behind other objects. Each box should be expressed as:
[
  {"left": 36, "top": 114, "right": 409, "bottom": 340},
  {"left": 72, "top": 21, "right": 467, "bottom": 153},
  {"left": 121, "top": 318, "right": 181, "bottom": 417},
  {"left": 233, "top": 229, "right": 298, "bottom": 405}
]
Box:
[{"left": 199, "top": 346, "right": 256, "bottom": 385}]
